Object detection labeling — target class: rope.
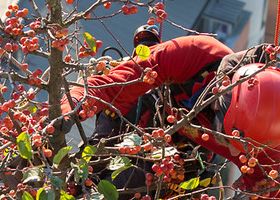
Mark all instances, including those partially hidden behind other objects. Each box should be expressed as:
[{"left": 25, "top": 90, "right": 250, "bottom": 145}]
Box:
[
  {"left": 274, "top": 0, "right": 280, "bottom": 45},
  {"left": 158, "top": 0, "right": 165, "bottom": 40}
]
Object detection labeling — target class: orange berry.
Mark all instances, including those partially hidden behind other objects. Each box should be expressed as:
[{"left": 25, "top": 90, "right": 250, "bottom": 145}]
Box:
[
  {"left": 211, "top": 86, "right": 219, "bottom": 94},
  {"left": 5, "top": 10, "right": 12, "bottom": 17},
  {"left": 248, "top": 157, "right": 258, "bottom": 168},
  {"left": 167, "top": 115, "right": 176, "bottom": 123},
  {"left": 96, "top": 61, "right": 106, "bottom": 71},
  {"left": 43, "top": 148, "right": 53, "bottom": 158},
  {"left": 66, "top": 0, "right": 74, "bottom": 4},
  {"left": 201, "top": 133, "right": 209, "bottom": 141},
  {"left": 177, "top": 174, "right": 184, "bottom": 181},
  {"left": 84, "top": 178, "right": 93, "bottom": 187},
  {"left": 164, "top": 134, "right": 172, "bottom": 143},
  {"left": 246, "top": 167, "right": 255, "bottom": 175},
  {"left": 240, "top": 165, "right": 248, "bottom": 174},
  {"left": 231, "top": 130, "right": 240, "bottom": 137},
  {"left": 103, "top": 2, "right": 111, "bottom": 9},
  {"left": 269, "top": 169, "right": 278, "bottom": 179},
  {"left": 12, "top": 5, "right": 19, "bottom": 11},
  {"left": 22, "top": 8, "right": 29, "bottom": 16},
  {"left": 150, "top": 71, "right": 158, "bottom": 79},
  {"left": 239, "top": 155, "right": 248, "bottom": 164},
  {"left": 46, "top": 124, "right": 55, "bottom": 134}
]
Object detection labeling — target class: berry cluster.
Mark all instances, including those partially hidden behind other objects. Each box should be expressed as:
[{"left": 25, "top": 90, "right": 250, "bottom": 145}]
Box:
[
  {"left": 200, "top": 194, "right": 217, "bottom": 200},
  {"left": 94, "top": 61, "right": 110, "bottom": 75},
  {"left": 147, "top": 2, "right": 168, "bottom": 25},
  {"left": 265, "top": 45, "right": 280, "bottom": 60},
  {"left": 78, "top": 101, "right": 97, "bottom": 121},
  {"left": 143, "top": 67, "right": 158, "bottom": 84},
  {"left": 211, "top": 75, "right": 231, "bottom": 95},
  {"left": 121, "top": 4, "right": 138, "bottom": 15},
  {"left": 51, "top": 38, "right": 70, "bottom": 52},
  {"left": 78, "top": 39, "right": 103, "bottom": 58},
  {"left": 27, "top": 68, "right": 43, "bottom": 86},
  {"left": 20, "top": 36, "right": 40, "bottom": 54},
  {"left": 4, "top": 5, "right": 28, "bottom": 36},
  {"left": 239, "top": 155, "right": 258, "bottom": 175},
  {"left": 151, "top": 128, "right": 172, "bottom": 143},
  {"left": 3, "top": 42, "right": 18, "bottom": 53},
  {"left": 152, "top": 154, "right": 185, "bottom": 184}
]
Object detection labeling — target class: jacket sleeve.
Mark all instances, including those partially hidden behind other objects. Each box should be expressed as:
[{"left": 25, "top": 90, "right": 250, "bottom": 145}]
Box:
[{"left": 61, "top": 35, "right": 233, "bottom": 116}]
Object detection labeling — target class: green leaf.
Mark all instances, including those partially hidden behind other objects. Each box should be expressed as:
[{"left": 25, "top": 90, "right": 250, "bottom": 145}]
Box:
[
  {"left": 53, "top": 146, "right": 72, "bottom": 168},
  {"left": 180, "top": 177, "right": 200, "bottom": 190},
  {"left": 111, "top": 164, "right": 132, "bottom": 180},
  {"left": 107, "top": 156, "right": 131, "bottom": 170},
  {"left": 22, "top": 191, "right": 34, "bottom": 200},
  {"left": 196, "top": 153, "right": 205, "bottom": 170},
  {"left": 97, "top": 180, "right": 119, "bottom": 200},
  {"left": 135, "top": 44, "right": 151, "bottom": 60},
  {"left": 73, "top": 160, "right": 89, "bottom": 182},
  {"left": 83, "top": 32, "right": 96, "bottom": 52},
  {"left": 199, "top": 178, "right": 211, "bottom": 187},
  {"left": 82, "top": 145, "right": 96, "bottom": 162},
  {"left": 22, "top": 167, "right": 43, "bottom": 184},
  {"left": 51, "top": 176, "right": 64, "bottom": 190},
  {"left": 60, "top": 190, "right": 75, "bottom": 200},
  {"left": 16, "top": 132, "right": 32, "bottom": 160},
  {"left": 36, "top": 188, "right": 55, "bottom": 200}
]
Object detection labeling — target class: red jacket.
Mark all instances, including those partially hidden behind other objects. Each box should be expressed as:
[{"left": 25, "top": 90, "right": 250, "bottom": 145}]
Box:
[
  {"left": 62, "top": 36, "right": 279, "bottom": 195},
  {"left": 62, "top": 35, "right": 232, "bottom": 115}
]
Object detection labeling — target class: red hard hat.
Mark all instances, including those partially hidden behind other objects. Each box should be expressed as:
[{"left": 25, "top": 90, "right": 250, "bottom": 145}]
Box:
[
  {"left": 224, "top": 63, "right": 280, "bottom": 152},
  {"left": 133, "top": 25, "right": 161, "bottom": 47}
]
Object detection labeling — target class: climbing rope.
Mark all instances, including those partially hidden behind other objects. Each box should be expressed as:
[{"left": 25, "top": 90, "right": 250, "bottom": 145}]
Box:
[
  {"left": 158, "top": 0, "right": 165, "bottom": 40},
  {"left": 274, "top": 0, "right": 280, "bottom": 45}
]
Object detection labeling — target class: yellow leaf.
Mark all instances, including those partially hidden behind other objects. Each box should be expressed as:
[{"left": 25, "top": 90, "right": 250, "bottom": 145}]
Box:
[
  {"left": 199, "top": 178, "right": 211, "bottom": 187},
  {"left": 135, "top": 44, "right": 150, "bottom": 60}
]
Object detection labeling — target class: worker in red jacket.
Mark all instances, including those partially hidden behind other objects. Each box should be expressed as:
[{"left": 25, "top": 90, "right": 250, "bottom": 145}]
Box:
[{"left": 61, "top": 25, "right": 280, "bottom": 198}]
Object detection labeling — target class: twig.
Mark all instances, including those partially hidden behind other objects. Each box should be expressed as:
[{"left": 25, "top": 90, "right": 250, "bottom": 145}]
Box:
[
  {"left": 165, "top": 18, "right": 217, "bottom": 37},
  {"left": 63, "top": 77, "right": 88, "bottom": 145}
]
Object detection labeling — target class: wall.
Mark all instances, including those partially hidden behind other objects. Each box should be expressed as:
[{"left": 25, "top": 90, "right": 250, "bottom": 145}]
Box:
[{"left": 239, "top": 0, "right": 268, "bottom": 46}]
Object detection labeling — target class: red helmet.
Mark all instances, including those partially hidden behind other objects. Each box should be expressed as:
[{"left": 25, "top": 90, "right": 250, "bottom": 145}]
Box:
[
  {"left": 133, "top": 25, "right": 161, "bottom": 47},
  {"left": 224, "top": 63, "right": 280, "bottom": 152}
]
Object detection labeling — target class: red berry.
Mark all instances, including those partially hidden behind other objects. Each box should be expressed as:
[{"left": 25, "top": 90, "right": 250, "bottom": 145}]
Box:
[
  {"left": 46, "top": 125, "right": 55, "bottom": 134},
  {"left": 248, "top": 157, "right": 258, "bottom": 168},
  {"left": 134, "top": 192, "right": 141, "bottom": 199},
  {"left": 269, "top": 169, "right": 278, "bottom": 179},
  {"left": 239, "top": 155, "right": 248, "bottom": 164},
  {"left": 96, "top": 40, "right": 103, "bottom": 49},
  {"left": 154, "top": 2, "right": 165, "bottom": 10},
  {"left": 231, "top": 130, "right": 240, "bottom": 137},
  {"left": 84, "top": 178, "right": 93, "bottom": 187},
  {"left": 212, "top": 86, "right": 219, "bottom": 94},
  {"left": 201, "top": 133, "right": 209, "bottom": 141},
  {"left": 200, "top": 193, "right": 209, "bottom": 200},
  {"left": 164, "top": 134, "right": 172, "bottom": 143},
  {"left": 121, "top": 5, "right": 130, "bottom": 15},
  {"left": 103, "top": 2, "right": 111, "bottom": 9},
  {"left": 43, "top": 148, "right": 53, "bottom": 158},
  {"left": 4, "top": 43, "right": 12, "bottom": 52},
  {"left": 240, "top": 165, "right": 248, "bottom": 174},
  {"left": 66, "top": 0, "right": 74, "bottom": 4},
  {"left": 167, "top": 115, "right": 176, "bottom": 123}
]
